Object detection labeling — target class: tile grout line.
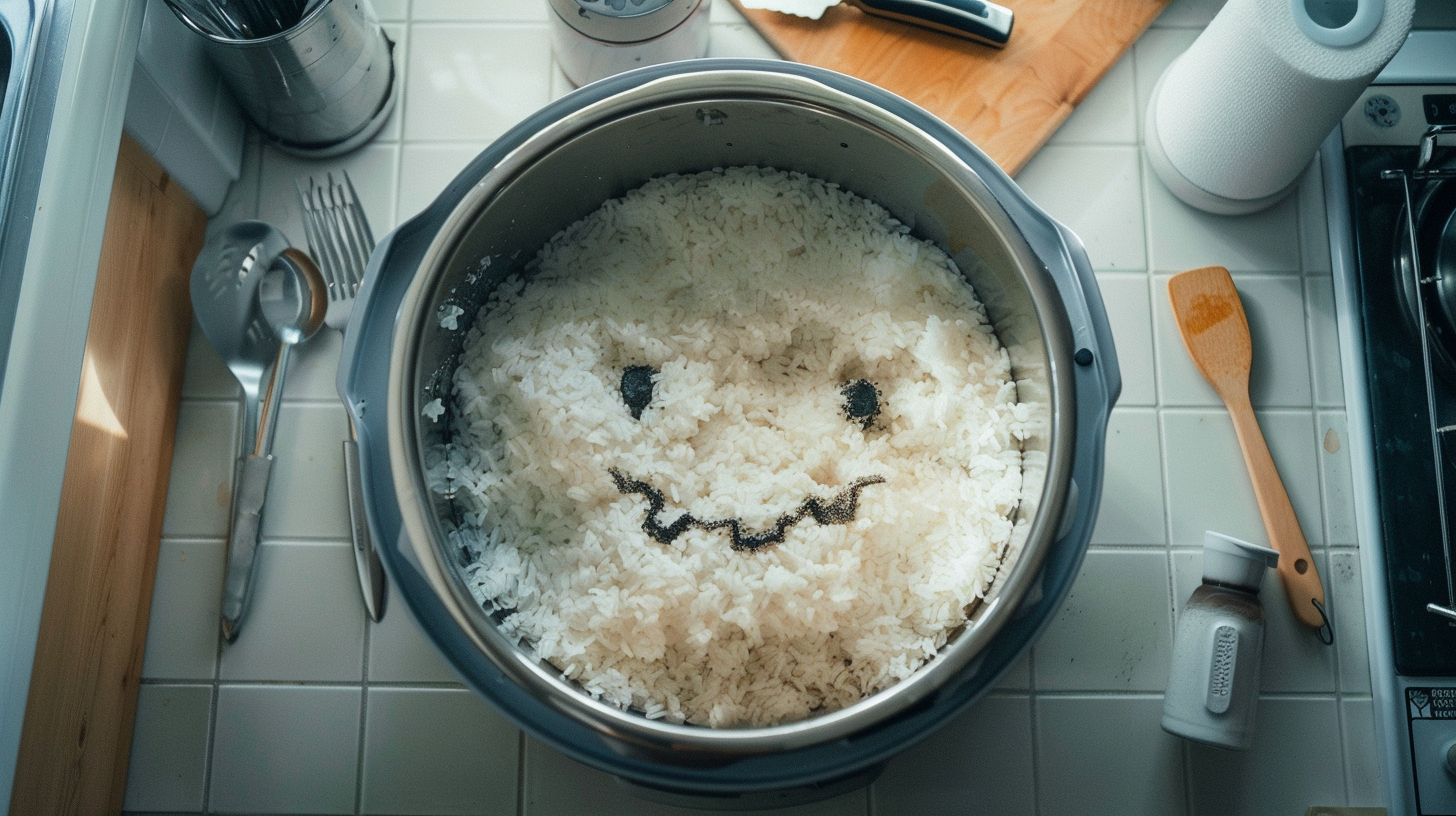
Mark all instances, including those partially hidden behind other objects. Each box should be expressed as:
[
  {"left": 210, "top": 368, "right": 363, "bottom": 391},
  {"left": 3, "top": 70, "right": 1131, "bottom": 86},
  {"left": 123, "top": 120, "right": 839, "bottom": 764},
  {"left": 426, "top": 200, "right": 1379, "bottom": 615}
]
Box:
[
  {"left": 1027, "top": 647, "right": 1043, "bottom": 816},
  {"left": 1026, "top": 690, "right": 1355, "bottom": 700},
  {"left": 1179, "top": 735, "right": 1195, "bottom": 815},
  {"left": 353, "top": 474, "right": 379, "bottom": 816},
  {"left": 384, "top": 21, "right": 410, "bottom": 229},
  {"left": 407, "top": 18, "right": 550, "bottom": 27},
  {"left": 1158, "top": 404, "right": 1325, "bottom": 415},
  {"left": 354, "top": 611, "right": 372, "bottom": 815},
  {"left": 1129, "top": 44, "right": 1178, "bottom": 559},
  {"left": 390, "top": 9, "right": 413, "bottom": 299},
  {"left": 201, "top": 600, "right": 223, "bottom": 815},
  {"left": 516, "top": 729, "right": 527, "bottom": 816}
]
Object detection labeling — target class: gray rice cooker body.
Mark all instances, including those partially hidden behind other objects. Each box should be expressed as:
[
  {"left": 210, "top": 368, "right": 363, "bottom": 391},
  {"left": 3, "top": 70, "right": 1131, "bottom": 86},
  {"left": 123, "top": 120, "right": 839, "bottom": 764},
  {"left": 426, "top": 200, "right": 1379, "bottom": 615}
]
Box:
[{"left": 340, "top": 60, "right": 1120, "bottom": 798}]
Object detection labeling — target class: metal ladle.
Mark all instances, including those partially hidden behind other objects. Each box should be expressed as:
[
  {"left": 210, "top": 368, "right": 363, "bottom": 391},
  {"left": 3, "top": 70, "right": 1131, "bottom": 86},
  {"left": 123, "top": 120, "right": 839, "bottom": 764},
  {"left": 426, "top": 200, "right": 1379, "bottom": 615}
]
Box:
[{"left": 220, "top": 247, "right": 327, "bottom": 642}]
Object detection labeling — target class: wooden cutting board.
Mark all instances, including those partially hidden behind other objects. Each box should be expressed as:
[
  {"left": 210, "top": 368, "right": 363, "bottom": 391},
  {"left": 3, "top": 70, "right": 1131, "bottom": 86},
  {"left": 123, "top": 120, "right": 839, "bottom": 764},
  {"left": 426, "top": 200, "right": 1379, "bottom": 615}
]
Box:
[
  {"left": 10, "top": 134, "right": 203, "bottom": 815},
  {"left": 730, "top": 0, "right": 1171, "bottom": 174}
]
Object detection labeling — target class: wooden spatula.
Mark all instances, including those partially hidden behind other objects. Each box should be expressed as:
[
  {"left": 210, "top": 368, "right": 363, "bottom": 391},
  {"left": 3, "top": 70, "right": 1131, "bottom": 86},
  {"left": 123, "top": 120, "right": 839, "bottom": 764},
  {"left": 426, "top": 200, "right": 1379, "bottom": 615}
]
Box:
[{"left": 1168, "top": 266, "right": 1330, "bottom": 635}]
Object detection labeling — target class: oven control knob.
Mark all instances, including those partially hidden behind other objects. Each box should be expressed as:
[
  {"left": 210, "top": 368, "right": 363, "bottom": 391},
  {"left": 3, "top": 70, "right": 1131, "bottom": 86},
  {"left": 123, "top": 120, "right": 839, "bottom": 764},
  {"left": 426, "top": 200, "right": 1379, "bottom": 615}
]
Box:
[
  {"left": 1445, "top": 742, "right": 1456, "bottom": 777},
  {"left": 1363, "top": 94, "right": 1401, "bottom": 129}
]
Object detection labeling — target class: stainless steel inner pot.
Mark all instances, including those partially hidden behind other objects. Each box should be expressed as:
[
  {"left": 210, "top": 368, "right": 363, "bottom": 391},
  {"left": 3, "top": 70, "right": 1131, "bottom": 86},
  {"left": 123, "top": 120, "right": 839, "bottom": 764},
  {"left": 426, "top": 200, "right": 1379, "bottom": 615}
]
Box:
[{"left": 343, "top": 59, "right": 1118, "bottom": 797}]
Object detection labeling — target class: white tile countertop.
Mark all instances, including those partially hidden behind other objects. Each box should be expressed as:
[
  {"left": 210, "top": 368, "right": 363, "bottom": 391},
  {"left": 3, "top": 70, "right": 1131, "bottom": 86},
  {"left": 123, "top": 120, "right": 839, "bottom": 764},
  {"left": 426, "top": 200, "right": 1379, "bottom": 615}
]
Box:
[{"left": 124, "top": 0, "right": 1381, "bottom": 813}]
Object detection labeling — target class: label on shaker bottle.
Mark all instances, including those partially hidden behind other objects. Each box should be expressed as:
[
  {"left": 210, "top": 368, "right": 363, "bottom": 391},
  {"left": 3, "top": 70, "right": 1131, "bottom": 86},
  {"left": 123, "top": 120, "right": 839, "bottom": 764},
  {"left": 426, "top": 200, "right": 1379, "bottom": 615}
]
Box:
[{"left": 1206, "top": 625, "right": 1239, "bottom": 714}]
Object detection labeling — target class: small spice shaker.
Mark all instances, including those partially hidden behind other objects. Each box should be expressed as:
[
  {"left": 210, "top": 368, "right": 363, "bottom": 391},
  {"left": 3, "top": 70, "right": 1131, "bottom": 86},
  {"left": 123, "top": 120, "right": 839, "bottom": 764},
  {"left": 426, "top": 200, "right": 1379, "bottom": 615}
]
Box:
[
  {"left": 1162, "top": 531, "right": 1279, "bottom": 751},
  {"left": 548, "top": 0, "right": 712, "bottom": 88}
]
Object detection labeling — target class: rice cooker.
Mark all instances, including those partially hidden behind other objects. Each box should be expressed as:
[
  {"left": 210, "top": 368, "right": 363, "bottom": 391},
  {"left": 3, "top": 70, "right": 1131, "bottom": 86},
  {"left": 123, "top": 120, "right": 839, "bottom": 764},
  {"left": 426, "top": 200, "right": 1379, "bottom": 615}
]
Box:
[{"left": 338, "top": 59, "right": 1120, "bottom": 807}]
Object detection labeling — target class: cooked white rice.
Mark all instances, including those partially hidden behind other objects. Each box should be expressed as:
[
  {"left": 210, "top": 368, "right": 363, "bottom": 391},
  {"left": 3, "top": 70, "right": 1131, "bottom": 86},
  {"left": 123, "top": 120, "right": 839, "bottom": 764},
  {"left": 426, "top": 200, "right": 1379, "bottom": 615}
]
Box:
[{"left": 444, "top": 166, "right": 1030, "bottom": 728}]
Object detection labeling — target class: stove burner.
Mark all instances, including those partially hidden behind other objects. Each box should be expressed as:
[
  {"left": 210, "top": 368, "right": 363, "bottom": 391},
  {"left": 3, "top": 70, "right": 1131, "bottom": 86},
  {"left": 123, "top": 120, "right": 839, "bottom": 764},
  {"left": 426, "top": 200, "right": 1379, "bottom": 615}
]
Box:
[{"left": 1394, "top": 153, "right": 1456, "bottom": 380}]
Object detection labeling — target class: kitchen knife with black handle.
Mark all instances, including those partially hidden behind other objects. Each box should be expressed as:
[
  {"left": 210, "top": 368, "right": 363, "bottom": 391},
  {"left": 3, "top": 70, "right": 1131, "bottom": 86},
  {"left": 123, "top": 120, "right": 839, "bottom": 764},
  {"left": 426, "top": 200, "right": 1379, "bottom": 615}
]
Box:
[{"left": 739, "top": 0, "right": 1014, "bottom": 48}]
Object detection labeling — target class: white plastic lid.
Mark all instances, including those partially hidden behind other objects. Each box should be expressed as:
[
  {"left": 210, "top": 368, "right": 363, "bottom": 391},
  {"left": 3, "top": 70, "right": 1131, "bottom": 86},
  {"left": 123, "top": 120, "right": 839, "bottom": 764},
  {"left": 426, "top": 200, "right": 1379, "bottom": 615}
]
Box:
[
  {"left": 1202, "top": 531, "right": 1279, "bottom": 591},
  {"left": 549, "top": 0, "right": 701, "bottom": 42}
]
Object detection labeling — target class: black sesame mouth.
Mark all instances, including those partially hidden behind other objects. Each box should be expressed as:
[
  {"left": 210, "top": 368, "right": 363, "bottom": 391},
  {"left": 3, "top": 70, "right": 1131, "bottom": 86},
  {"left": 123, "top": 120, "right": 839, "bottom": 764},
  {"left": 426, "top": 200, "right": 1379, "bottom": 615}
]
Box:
[{"left": 608, "top": 467, "right": 886, "bottom": 552}]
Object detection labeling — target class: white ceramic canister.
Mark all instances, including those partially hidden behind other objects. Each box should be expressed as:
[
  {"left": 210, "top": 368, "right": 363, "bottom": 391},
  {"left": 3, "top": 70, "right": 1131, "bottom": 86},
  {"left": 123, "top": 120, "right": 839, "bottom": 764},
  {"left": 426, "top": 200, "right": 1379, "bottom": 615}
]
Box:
[
  {"left": 548, "top": 0, "right": 712, "bottom": 88},
  {"left": 1162, "top": 531, "right": 1279, "bottom": 751}
]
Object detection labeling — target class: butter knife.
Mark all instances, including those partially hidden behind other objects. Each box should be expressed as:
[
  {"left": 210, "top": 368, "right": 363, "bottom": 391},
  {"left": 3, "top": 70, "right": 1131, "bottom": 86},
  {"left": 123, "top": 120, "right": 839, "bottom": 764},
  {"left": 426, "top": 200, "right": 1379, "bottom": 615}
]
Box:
[
  {"left": 739, "top": 0, "right": 1014, "bottom": 48},
  {"left": 297, "top": 172, "right": 387, "bottom": 624}
]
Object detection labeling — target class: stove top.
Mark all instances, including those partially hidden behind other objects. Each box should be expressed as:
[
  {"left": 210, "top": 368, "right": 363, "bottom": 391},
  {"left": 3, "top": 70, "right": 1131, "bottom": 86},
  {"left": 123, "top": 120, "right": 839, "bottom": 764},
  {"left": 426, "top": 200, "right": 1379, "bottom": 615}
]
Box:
[
  {"left": 1332, "top": 66, "right": 1456, "bottom": 816},
  {"left": 1345, "top": 139, "right": 1456, "bottom": 676}
]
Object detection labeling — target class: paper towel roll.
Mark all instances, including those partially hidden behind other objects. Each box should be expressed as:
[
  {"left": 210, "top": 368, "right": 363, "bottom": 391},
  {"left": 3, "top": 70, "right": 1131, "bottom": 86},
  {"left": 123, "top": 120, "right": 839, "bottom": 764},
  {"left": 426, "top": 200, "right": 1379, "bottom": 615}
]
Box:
[{"left": 1146, "top": 0, "right": 1414, "bottom": 215}]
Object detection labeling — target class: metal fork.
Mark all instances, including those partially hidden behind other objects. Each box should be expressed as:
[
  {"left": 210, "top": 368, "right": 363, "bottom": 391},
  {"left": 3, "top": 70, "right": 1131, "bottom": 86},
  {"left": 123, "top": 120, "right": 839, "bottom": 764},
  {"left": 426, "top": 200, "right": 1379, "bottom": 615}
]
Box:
[{"left": 298, "top": 171, "right": 386, "bottom": 622}]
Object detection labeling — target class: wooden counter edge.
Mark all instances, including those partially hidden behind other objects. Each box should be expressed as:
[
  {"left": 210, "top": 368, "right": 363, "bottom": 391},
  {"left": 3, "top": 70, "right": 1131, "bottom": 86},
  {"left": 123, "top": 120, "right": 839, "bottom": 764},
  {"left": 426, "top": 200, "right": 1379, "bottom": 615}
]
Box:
[{"left": 9, "top": 133, "right": 206, "bottom": 816}]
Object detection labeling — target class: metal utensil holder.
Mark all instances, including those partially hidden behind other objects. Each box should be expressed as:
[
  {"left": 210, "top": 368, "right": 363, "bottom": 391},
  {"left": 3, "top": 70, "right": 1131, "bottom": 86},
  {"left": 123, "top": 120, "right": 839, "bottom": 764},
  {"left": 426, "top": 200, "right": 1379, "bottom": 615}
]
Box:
[
  {"left": 181, "top": 0, "right": 396, "bottom": 157},
  {"left": 1382, "top": 124, "right": 1456, "bottom": 623}
]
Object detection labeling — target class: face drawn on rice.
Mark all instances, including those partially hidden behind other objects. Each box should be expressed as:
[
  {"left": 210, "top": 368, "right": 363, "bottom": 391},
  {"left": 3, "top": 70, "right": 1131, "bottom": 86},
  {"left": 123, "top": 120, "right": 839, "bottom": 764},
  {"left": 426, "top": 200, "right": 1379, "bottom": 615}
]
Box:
[{"left": 444, "top": 166, "right": 1033, "bottom": 728}]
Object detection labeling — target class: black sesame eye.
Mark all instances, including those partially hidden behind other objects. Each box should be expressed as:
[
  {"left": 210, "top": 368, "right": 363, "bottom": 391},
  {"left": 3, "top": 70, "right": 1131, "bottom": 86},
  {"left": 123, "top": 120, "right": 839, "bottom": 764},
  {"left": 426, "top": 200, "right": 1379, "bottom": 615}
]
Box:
[
  {"left": 621, "top": 365, "right": 657, "bottom": 420},
  {"left": 841, "top": 379, "right": 880, "bottom": 429}
]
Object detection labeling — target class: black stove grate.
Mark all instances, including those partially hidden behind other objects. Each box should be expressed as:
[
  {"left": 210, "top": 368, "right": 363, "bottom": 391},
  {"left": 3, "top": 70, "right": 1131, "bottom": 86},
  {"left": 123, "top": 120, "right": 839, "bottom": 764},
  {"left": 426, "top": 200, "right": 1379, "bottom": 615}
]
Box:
[{"left": 1347, "top": 143, "right": 1456, "bottom": 675}]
